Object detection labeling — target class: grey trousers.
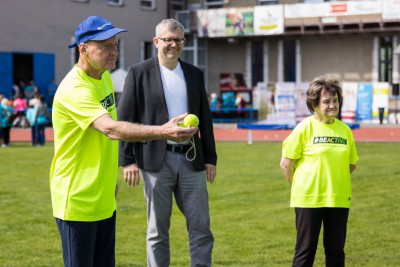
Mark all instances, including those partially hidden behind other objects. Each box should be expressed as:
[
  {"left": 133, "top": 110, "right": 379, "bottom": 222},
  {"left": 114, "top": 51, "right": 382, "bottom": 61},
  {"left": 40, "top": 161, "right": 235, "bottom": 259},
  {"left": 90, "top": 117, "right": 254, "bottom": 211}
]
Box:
[{"left": 141, "top": 151, "right": 214, "bottom": 267}]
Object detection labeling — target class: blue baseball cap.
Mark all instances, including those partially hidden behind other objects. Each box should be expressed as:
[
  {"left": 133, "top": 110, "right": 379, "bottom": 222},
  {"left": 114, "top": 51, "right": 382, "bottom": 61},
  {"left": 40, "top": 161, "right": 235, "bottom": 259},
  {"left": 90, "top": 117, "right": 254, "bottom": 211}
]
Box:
[{"left": 68, "top": 16, "right": 127, "bottom": 49}]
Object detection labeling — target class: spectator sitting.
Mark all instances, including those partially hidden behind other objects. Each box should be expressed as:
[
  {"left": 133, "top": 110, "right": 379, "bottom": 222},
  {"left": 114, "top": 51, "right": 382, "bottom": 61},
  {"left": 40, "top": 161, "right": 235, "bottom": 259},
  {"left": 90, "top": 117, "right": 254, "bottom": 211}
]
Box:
[
  {"left": 222, "top": 91, "right": 236, "bottom": 117},
  {"left": 209, "top": 93, "right": 219, "bottom": 109},
  {"left": 209, "top": 93, "right": 221, "bottom": 118},
  {"left": 235, "top": 93, "right": 246, "bottom": 118},
  {"left": 235, "top": 93, "right": 246, "bottom": 109}
]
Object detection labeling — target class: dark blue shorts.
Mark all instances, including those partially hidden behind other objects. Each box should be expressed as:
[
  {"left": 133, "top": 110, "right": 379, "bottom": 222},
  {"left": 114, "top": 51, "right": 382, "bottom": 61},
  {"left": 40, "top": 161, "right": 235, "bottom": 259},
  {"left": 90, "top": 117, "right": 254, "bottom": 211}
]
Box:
[{"left": 55, "top": 211, "right": 116, "bottom": 267}]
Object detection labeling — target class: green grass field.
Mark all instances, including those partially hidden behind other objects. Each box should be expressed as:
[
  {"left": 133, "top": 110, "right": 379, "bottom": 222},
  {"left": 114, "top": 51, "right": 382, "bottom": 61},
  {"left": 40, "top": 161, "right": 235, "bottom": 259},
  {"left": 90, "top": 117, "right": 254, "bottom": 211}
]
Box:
[{"left": 0, "top": 142, "right": 399, "bottom": 266}]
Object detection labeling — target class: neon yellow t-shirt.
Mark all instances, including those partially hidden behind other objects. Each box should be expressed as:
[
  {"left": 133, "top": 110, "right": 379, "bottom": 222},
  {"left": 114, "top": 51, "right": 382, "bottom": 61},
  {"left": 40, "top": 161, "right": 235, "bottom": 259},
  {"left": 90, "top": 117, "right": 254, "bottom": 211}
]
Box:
[
  {"left": 282, "top": 116, "right": 358, "bottom": 208},
  {"left": 50, "top": 66, "right": 118, "bottom": 221}
]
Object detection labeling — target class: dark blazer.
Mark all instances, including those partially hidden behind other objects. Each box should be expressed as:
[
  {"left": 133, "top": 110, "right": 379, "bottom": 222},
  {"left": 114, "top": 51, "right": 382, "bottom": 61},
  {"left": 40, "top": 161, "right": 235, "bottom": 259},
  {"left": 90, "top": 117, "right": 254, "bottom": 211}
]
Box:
[{"left": 117, "top": 57, "right": 217, "bottom": 172}]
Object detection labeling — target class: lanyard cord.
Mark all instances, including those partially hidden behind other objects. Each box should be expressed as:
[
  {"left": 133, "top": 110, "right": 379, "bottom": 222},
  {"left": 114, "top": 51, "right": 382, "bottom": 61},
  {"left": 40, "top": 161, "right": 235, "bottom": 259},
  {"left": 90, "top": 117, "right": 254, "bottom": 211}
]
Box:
[{"left": 185, "top": 136, "right": 196, "bottom": 161}]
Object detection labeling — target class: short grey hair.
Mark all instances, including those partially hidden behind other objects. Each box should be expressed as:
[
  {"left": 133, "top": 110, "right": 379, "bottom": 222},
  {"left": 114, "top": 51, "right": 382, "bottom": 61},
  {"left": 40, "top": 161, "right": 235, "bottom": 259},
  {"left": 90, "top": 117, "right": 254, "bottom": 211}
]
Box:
[{"left": 155, "top": 19, "right": 185, "bottom": 37}]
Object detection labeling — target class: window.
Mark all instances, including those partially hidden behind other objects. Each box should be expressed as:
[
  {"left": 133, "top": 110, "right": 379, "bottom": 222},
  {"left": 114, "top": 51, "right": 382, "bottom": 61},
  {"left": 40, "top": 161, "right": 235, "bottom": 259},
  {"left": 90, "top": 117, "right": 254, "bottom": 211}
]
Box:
[
  {"left": 141, "top": 0, "right": 155, "bottom": 10},
  {"left": 107, "top": 0, "right": 123, "bottom": 6},
  {"left": 181, "top": 34, "right": 207, "bottom": 77},
  {"left": 171, "top": 0, "right": 184, "bottom": 11},
  {"left": 204, "top": 0, "right": 228, "bottom": 9},
  {"left": 141, "top": 41, "right": 155, "bottom": 61},
  {"left": 176, "top": 11, "right": 191, "bottom": 33},
  {"left": 301, "top": 0, "right": 336, "bottom": 3},
  {"left": 251, "top": 41, "right": 264, "bottom": 87},
  {"left": 284, "top": 40, "right": 296, "bottom": 82},
  {"left": 379, "top": 37, "right": 393, "bottom": 83},
  {"left": 258, "top": 0, "right": 278, "bottom": 5},
  {"left": 170, "top": 1, "right": 186, "bottom": 23}
]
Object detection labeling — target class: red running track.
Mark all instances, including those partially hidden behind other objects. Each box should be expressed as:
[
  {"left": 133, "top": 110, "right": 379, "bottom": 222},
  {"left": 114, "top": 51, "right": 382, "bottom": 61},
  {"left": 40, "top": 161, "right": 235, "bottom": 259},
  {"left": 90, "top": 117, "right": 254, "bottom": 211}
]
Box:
[
  {"left": 213, "top": 127, "right": 400, "bottom": 143},
  {"left": 8, "top": 126, "right": 400, "bottom": 143}
]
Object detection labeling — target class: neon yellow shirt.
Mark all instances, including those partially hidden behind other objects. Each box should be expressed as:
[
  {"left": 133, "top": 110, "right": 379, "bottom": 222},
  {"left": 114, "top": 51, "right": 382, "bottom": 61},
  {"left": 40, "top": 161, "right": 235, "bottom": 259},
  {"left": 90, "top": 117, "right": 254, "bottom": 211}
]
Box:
[
  {"left": 282, "top": 116, "right": 358, "bottom": 208},
  {"left": 50, "top": 66, "right": 118, "bottom": 221}
]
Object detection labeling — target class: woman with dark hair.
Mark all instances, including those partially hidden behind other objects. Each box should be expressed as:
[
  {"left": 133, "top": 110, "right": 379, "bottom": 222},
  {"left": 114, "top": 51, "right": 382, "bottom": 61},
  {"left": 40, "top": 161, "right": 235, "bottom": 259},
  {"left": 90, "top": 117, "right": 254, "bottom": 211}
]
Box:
[{"left": 280, "top": 75, "right": 359, "bottom": 267}]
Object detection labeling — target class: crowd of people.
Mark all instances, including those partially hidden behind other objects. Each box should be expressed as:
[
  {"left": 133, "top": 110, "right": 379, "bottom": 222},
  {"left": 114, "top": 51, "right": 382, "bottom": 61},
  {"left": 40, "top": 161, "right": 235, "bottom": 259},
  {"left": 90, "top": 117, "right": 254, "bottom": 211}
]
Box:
[
  {"left": 0, "top": 81, "right": 51, "bottom": 147},
  {"left": 0, "top": 14, "right": 360, "bottom": 267},
  {"left": 209, "top": 91, "right": 247, "bottom": 119}
]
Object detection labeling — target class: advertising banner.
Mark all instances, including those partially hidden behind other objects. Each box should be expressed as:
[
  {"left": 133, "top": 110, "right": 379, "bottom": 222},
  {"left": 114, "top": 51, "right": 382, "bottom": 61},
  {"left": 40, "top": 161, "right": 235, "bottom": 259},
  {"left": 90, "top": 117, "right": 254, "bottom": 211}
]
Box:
[
  {"left": 196, "top": 9, "right": 226, "bottom": 37},
  {"left": 275, "top": 82, "right": 296, "bottom": 125},
  {"left": 372, "top": 82, "right": 390, "bottom": 122},
  {"left": 252, "top": 82, "right": 269, "bottom": 120},
  {"left": 341, "top": 82, "right": 358, "bottom": 123},
  {"left": 262, "top": 82, "right": 381, "bottom": 124},
  {"left": 295, "top": 82, "right": 309, "bottom": 123},
  {"left": 225, "top": 7, "right": 254, "bottom": 36},
  {"left": 356, "top": 83, "right": 373, "bottom": 122},
  {"left": 284, "top": 1, "right": 381, "bottom": 18},
  {"left": 253, "top": 5, "right": 284, "bottom": 36},
  {"left": 197, "top": 1, "right": 383, "bottom": 37},
  {"left": 342, "top": 1, "right": 381, "bottom": 15},
  {"left": 382, "top": 0, "right": 400, "bottom": 20},
  {"left": 284, "top": 3, "right": 327, "bottom": 18}
]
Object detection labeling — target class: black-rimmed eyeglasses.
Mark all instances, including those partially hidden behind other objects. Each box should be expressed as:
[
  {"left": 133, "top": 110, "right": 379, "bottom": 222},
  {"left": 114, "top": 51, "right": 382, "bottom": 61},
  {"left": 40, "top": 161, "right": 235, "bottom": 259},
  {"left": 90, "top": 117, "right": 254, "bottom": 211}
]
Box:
[{"left": 157, "top": 37, "right": 186, "bottom": 45}]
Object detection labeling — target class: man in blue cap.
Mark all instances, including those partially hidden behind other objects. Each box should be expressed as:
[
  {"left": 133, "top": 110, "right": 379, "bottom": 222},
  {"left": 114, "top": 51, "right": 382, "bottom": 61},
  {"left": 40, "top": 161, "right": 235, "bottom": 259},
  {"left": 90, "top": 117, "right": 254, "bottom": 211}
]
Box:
[{"left": 50, "top": 16, "right": 198, "bottom": 267}]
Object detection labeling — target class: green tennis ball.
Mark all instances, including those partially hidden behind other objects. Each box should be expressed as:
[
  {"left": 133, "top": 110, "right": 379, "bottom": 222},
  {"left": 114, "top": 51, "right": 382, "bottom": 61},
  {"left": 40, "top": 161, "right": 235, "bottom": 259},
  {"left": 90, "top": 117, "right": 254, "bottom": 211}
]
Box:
[{"left": 183, "top": 114, "right": 199, "bottom": 127}]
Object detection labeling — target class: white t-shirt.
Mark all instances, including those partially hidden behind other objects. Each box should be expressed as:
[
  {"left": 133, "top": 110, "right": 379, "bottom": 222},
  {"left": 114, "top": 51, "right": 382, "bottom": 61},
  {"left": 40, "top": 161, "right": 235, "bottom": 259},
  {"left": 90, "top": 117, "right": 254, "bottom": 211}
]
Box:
[
  {"left": 159, "top": 62, "right": 187, "bottom": 119},
  {"left": 159, "top": 62, "right": 189, "bottom": 144}
]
